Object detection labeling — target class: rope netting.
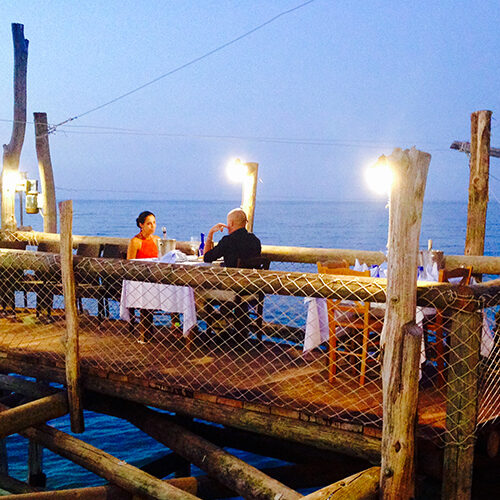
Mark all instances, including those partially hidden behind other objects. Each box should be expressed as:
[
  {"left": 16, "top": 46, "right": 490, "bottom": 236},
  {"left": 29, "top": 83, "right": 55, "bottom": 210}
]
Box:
[{"left": 0, "top": 235, "right": 498, "bottom": 450}]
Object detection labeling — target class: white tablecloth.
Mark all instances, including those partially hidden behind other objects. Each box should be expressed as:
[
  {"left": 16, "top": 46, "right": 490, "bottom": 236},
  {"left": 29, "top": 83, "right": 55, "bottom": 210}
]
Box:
[
  {"left": 120, "top": 280, "right": 197, "bottom": 336},
  {"left": 304, "top": 298, "right": 494, "bottom": 359}
]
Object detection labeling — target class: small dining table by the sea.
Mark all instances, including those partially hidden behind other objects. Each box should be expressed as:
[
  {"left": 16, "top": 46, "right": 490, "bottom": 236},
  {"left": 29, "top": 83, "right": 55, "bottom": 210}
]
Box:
[{"left": 119, "top": 256, "right": 209, "bottom": 337}]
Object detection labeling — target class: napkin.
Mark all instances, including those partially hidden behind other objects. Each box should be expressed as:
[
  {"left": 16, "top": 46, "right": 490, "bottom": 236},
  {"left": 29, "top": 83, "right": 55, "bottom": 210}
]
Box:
[{"left": 160, "top": 250, "right": 188, "bottom": 263}]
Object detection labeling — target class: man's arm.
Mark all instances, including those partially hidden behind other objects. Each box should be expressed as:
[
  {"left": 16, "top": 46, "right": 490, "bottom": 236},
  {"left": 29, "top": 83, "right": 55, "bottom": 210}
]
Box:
[{"left": 203, "top": 223, "right": 227, "bottom": 262}]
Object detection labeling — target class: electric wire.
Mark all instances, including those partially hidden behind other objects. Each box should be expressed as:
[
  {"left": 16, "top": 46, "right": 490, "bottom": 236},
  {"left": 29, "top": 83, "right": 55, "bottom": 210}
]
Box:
[{"left": 46, "top": 0, "right": 317, "bottom": 134}]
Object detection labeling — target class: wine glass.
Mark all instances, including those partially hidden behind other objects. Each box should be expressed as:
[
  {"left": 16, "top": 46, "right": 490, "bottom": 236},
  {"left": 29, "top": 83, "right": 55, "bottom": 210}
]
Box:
[{"left": 190, "top": 236, "right": 200, "bottom": 256}]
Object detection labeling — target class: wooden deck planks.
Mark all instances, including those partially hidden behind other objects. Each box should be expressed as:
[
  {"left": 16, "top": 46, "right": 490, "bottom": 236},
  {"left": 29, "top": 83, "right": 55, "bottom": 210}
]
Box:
[{"left": 0, "top": 312, "right": 494, "bottom": 440}]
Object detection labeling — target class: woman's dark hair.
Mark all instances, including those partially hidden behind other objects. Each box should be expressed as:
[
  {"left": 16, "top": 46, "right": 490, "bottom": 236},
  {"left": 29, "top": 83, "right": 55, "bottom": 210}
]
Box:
[{"left": 136, "top": 211, "right": 155, "bottom": 228}]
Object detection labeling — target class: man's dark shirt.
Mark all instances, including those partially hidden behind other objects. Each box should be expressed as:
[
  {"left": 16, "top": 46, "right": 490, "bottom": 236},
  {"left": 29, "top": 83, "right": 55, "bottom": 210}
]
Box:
[{"left": 203, "top": 228, "right": 261, "bottom": 267}]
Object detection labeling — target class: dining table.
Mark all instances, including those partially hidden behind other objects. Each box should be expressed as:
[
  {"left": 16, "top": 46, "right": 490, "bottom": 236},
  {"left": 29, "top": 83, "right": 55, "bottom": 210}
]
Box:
[{"left": 119, "top": 255, "right": 210, "bottom": 337}]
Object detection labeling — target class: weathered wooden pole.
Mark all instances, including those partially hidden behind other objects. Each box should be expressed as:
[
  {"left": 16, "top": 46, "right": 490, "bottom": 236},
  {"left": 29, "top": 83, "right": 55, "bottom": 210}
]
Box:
[
  {"left": 441, "top": 291, "right": 482, "bottom": 500},
  {"left": 0, "top": 392, "right": 68, "bottom": 438},
  {"left": 28, "top": 441, "right": 45, "bottom": 487},
  {"left": 1, "top": 23, "right": 28, "bottom": 231},
  {"left": 2, "top": 416, "right": 201, "bottom": 500},
  {"left": 301, "top": 466, "right": 380, "bottom": 500},
  {"left": 34, "top": 113, "right": 57, "bottom": 233},
  {"left": 380, "top": 147, "right": 430, "bottom": 499},
  {"left": 59, "top": 200, "right": 84, "bottom": 433},
  {"left": 0, "top": 439, "right": 7, "bottom": 474},
  {"left": 241, "top": 161, "right": 258, "bottom": 232},
  {"left": 465, "top": 110, "right": 492, "bottom": 257}
]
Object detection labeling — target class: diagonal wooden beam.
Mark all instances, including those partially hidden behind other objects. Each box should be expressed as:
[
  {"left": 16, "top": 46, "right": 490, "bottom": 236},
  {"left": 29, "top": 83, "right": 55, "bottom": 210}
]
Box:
[
  {"left": 301, "top": 466, "right": 380, "bottom": 499},
  {"left": 0, "top": 374, "right": 57, "bottom": 399},
  {"left": 0, "top": 392, "right": 68, "bottom": 439},
  {"left": 93, "top": 396, "right": 303, "bottom": 500},
  {"left": 0, "top": 478, "right": 198, "bottom": 499},
  {"left": 0, "top": 402, "right": 200, "bottom": 500}
]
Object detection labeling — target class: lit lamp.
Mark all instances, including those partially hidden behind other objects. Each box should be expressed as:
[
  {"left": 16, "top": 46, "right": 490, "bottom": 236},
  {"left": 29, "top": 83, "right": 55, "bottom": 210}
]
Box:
[
  {"left": 226, "top": 158, "right": 259, "bottom": 232},
  {"left": 365, "top": 155, "right": 395, "bottom": 197}
]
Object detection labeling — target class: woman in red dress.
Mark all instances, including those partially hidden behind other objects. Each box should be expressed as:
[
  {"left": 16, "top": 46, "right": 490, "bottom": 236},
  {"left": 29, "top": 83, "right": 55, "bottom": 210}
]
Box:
[
  {"left": 126, "top": 211, "right": 159, "bottom": 341},
  {"left": 127, "top": 211, "right": 160, "bottom": 259}
]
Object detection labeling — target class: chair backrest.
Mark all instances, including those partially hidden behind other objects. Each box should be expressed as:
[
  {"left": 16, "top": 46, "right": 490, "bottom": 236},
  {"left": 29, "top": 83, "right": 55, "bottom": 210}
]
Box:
[
  {"left": 317, "top": 262, "right": 369, "bottom": 277},
  {"left": 438, "top": 266, "right": 472, "bottom": 286},
  {"left": 37, "top": 241, "right": 60, "bottom": 253},
  {"left": 76, "top": 243, "right": 101, "bottom": 258},
  {"left": 0, "top": 240, "right": 28, "bottom": 250},
  {"left": 101, "top": 243, "right": 127, "bottom": 259},
  {"left": 237, "top": 256, "right": 271, "bottom": 270},
  {"left": 317, "top": 260, "right": 349, "bottom": 272}
]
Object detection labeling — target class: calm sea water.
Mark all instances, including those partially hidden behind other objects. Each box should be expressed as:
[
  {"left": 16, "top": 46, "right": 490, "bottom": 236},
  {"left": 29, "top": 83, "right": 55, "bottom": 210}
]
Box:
[{"left": 5, "top": 199, "right": 500, "bottom": 494}]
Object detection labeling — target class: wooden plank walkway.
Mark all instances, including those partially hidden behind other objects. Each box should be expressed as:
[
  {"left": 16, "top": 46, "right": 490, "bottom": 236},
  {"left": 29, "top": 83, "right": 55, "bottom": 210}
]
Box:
[{"left": 0, "top": 311, "right": 491, "bottom": 445}]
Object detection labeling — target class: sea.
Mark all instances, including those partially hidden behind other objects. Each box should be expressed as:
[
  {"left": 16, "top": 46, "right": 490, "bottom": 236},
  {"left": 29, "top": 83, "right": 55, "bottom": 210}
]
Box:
[{"left": 4, "top": 199, "right": 500, "bottom": 496}]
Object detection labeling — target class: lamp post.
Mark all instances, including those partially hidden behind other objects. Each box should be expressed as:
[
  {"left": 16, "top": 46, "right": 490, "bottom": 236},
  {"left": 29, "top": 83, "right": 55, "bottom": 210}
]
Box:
[{"left": 226, "top": 158, "right": 259, "bottom": 232}]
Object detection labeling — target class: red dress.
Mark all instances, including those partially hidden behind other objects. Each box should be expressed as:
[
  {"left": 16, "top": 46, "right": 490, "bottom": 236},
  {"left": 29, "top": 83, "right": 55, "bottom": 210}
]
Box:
[{"left": 135, "top": 237, "right": 158, "bottom": 259}]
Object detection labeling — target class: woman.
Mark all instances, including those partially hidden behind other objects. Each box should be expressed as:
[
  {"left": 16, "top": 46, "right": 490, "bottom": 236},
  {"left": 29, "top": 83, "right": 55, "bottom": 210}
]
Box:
[{"left": 127, "top": 211, "right": 160, "bottom": 259}]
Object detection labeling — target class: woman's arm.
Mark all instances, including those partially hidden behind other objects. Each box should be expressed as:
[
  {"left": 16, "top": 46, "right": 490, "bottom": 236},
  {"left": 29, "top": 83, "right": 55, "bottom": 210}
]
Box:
[{"left": 127, "top": 238, "right": 141, "bottom": 259}]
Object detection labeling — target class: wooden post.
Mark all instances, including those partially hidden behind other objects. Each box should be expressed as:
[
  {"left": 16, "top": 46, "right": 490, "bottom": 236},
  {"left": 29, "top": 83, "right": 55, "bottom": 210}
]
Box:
[
  {"left": 1, "top": 24, "right": 28, "bottom": 231},
  {"left": 442, "top": 293, "right": 482, "bottom": 500},
  {"left": 380, "top": 147, "right": 430, "bottom": 499},
  {"left": 241, "top": 162, "right": 258, "bottom": 232},
  {"left": 0, "top": 439, "right": 7, "bottom": 474},
  {"left": 28, "top": 441, "right": 45, "bottom": 487},
  {"left": 59, "top": 200, "right": 84, "bottom": 433},
  {"left": 34, "top": 113, "right": 57, "bottom": 233},
  {"left": 465, "top": 110, "right": 492, "bottom": 257}
]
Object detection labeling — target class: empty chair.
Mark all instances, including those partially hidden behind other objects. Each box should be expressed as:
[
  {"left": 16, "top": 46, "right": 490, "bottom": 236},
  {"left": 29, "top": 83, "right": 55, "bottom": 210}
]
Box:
[
  {"left": 316, "top": 259, "right": 349, "bottom": 270},
  {"left": 317, "top": 262, "right": 383, "bottom": 386},
  {"left": 101, "top": 244, "right": 128, "bottom": 317},
  {"left": 424, "top": 266, "right": 473, "bottom": 387},
  {"left": 75, "top": 243, "right": 105, "bottom": 317}
]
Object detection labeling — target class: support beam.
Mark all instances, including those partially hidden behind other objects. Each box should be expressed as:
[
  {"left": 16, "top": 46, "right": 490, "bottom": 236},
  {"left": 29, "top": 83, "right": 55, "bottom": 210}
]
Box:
[
  {"left": 380, "top": 147, "right": 430, "bottom": 499},
  {"left": 125, "top": 404, "right": 302, "bottom": 500},
  {"left": 0, "top": 471, "right": 42, "bottom": 494},
  {"left": 34, "top": 113, "right": 57, "bottom": 233},
  {"left": 0, "top": 374, "right": 56, "bottom": 399},
  {"left": 450, "top": 140, "right": 500, "bottom": 158},
  {"left": 0, "top": 477, "right": 197, "bottom": 499},
  {"left": 0, "top": 408, "right": 201, "bottom": 500},
  {"left": 28, "top": 440, "right": 45, "bottom": 487},
  {"left": 465, "top": 110, "right": 492, "bottom": 257},
  {"left": 1, "top": 23, "right": 28, "bottom": 231},
  {"left": 442, "top": 293, "right": 482, "bottom": 500},
  {"left": 0, "top": 392, "right": 68, "bottom": 439},
  {"left": 301, "top": 466, "right": 380, "bottom": 500},
  {"left": 59, "top": 200, "right": 84, "bottom": 433},
  {"left": 83, "top": 379, "right": 381, "bottom": 463}
]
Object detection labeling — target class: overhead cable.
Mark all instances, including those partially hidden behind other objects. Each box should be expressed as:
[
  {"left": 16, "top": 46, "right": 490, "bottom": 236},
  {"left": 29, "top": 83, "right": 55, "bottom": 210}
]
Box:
[{"left": 47, "top": 0, "right": 317, "bottom": 134}]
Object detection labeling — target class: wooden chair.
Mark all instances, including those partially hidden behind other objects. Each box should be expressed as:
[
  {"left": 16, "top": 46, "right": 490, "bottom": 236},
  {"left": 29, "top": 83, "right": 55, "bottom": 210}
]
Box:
[
  {"left": 100, "top": 244, "right": 128, "bottom": 317},
  {"left": 424, "top": 266, "right": 473, "bottom": 387},
  {"left": 236, "top": 257, "right": 271, "bottom": 340},
  {"left": 317, "top": 262, "right": 383, "bottom": 386},
  {"left": 75, "top": 243, "right": 105, "bottom": 317},
  {"left": 316, "top": 260, "right": 349, "bottom": 270}
]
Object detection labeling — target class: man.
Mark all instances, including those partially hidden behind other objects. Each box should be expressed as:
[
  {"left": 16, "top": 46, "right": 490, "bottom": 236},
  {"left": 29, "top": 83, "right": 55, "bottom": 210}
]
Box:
[
  {"left": 203, "top": 208, "right": 261, "bottom": 266},
  {"left": 203, "top": 208, "right": 262, "bottom": 343}
]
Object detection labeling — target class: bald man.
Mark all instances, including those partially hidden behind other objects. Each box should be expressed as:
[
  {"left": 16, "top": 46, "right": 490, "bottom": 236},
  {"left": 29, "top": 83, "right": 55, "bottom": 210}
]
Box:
[{"left": 203, "top": 208, "right": 261, "bottom": 267}]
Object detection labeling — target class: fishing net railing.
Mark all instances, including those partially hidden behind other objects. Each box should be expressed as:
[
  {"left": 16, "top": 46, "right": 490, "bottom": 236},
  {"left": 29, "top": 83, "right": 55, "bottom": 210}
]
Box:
[{"left": 0, "top": 244, "right": 498, "bottom": 451}]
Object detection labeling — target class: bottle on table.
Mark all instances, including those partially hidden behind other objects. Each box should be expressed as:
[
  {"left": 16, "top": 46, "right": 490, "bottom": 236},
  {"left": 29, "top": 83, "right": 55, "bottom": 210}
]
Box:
[{"left": 199, "top": 233, "right": 205, "bottom": 257}]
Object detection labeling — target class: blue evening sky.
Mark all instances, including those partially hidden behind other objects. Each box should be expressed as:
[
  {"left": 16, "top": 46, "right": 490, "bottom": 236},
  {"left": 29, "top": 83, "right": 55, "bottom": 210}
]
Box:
[{"left": 1, "top": 1, "right": 499, "bottom": 202}]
